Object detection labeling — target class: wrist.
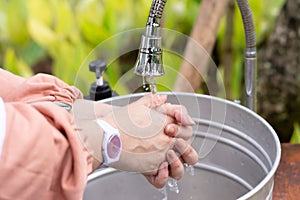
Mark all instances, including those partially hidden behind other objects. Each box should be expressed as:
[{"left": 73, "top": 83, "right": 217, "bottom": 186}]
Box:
[
  {"left": 74, "top": 118, "right": 104, "bottom": 170},
  {"left": 72, "top": 99, "right": 116, "bottom": 120},
  {"left": 95, "top": 119, "right": 122, "bottom": 167},
  {"left": 72, "top": 99, "right": 96, "bottom": 120}
]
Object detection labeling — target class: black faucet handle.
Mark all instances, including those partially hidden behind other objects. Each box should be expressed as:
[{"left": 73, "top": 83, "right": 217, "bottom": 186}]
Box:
[
  {"left": 89, "top": 60, "right": 107, "bottom": 76},
  {"left": 88, "top": 59, "right": 114, "bottom": 101}
]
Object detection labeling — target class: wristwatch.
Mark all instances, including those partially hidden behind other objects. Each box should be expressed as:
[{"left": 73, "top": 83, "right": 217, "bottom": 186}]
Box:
[{"left": 96, "top": 119, "right": 122, "bottom": 166}]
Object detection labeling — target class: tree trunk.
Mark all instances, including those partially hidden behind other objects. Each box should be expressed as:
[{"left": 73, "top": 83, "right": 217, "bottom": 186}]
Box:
[
  {"left": 174, "top": 0, "right": 229, "bottom": 92},
  {"left": 258, "top": 0, "right": 300, "bottom": 142},
  {"left": 221, "top": 0, "right": 235, "bottom": 100}
]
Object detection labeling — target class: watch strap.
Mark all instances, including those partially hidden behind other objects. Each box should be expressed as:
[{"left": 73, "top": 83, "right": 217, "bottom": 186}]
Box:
[{"left": 95, "top": 119, "right": 122, "bottom": 166}]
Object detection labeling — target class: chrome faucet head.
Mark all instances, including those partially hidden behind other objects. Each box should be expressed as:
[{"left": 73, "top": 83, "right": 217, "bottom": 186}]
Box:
[
  {"left": 134, "top": 33, "right": 164, "bottom": 76},
  {"left": 134, "top": 0, "right": 166, "bottom": 77}
]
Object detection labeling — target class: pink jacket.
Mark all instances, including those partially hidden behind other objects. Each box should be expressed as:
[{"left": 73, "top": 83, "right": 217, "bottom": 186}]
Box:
[{"left": 0, "top": 69, "right": 93, "bottom": 200}]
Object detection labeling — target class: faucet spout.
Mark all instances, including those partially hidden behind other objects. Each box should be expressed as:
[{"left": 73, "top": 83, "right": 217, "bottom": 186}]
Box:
[
  {"left": 133, "top": 0, "right": 167, "bottom": 77},
  {"left": 134, "top": 0, "right": 257, "bottom": 112}
]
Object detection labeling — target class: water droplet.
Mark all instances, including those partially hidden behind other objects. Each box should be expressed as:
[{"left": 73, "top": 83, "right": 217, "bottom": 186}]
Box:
[
  {"left": 158, "top": 186, "right": 168, "bottom": 200},
  {"left": 168, "top": 178, "right": 179, "bottom": 194},
  {"left": 185, "top": 164, "right": 195, "bottom": 176},
  {"left": 142, "top": 76, "right": 151, "bottom": 92},
  {"left": 142, "top": 76, "right": 157, "bottom": 94}
]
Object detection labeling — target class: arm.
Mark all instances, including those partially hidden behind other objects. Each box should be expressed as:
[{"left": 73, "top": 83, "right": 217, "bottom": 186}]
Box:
[
  {"left": 0, "top": 68, "right": 26, "bottom": 101},
  {"left": 0, "top": 69, "right": 197, "bottom": 192},
  {"left": 0, "top": 69, "right": 88, "bottom": 199},
  {"left": 0, "top": 101, "right": 92, "bottom": 200}
]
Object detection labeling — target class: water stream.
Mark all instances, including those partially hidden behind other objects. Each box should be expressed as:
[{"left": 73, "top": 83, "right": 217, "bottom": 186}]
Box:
[
  {"left": 142, "top": 76, "right": 195, "bottom": 199},
  {"left": 158, "top": 186, "right": 168, "bottom": 200},
  {"left": 159, "top": 164, "right": 196, "bottom": 200},
  {"left": 142, "top": 76, "right": 157, "bottom": 94}
]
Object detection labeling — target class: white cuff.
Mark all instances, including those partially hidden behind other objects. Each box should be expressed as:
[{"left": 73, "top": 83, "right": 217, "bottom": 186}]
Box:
[{"left": 0, "top": 97, "right": 6, "bottom": 158}]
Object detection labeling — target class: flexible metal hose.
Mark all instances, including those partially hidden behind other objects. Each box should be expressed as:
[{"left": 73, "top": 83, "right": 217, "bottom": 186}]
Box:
[
  {"left": 147, "top": 0, "right": 167, "bottom": 25},
  {"left": 236, "top": 0, "right": 257, "bottom": 111},
  {"left": 236, "top": 0, "right": 256, "bottom": 49}
]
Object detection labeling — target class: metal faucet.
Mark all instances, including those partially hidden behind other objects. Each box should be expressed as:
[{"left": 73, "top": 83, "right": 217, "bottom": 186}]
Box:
[
  {"left": 133, "top": 0, "right": 166, "bottom": 77},
  {"left": 134, "top": 0, "right": 257, "bottom": 111}
]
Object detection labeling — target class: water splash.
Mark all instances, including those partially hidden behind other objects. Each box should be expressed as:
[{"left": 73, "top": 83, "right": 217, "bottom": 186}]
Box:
[
  {"left": 158, "top": 186, "right": 168, "bottom": 200},
  {"left": 184, "top": 163, "right": 195, "bottom": 176},
  {"left": 167, "top": 178, "right": 179, "bottom": 194}
]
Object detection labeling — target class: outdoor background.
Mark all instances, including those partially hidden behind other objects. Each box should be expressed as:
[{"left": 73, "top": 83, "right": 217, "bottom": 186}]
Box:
[{"left": 0, "top": 0, "right": 299, "bottom": 142}]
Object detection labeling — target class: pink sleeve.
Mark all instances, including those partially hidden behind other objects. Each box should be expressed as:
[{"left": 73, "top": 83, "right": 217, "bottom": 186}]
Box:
[
  {"left": 0, "top": 101, "right": 93, "bottom": 200},
  {"left": 0, "top": 68, "right": 83, "bottom": 106},
  {"left": 0, "top": 68, "right": 26, "bottom": 100},
  {"left": 0, "top": 69, "right": 92, "bottom": 199}
]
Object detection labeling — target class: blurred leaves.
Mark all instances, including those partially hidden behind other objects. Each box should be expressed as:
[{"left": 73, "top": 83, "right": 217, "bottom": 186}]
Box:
[
  {"left": 26, "top": 0, "right": 53, "bottom": 26},
  {"left": 291, "top": 123, "right": 300, "bottom": 144},
  {"left": 28, "top": 18, "right": 57, "bottom": 48},
  {"left": 0, "top": 0, "right": 201, "bottom": 91},
  {"left": 4, "top": 48, "right": 33, "bottom": 77},
  {"left": 5, "top": 0, "right": 29, "bottom": 45},
  {"left": 0, "top": 0, "right": 286, "bottom": 98},
  {"left": 76, "top": 0, "right": 108, "bottom": 45}
]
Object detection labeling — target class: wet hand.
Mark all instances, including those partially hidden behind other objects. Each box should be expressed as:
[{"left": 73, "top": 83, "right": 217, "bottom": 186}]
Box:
[
  {"left": 102, "top": 96, "right": 176, "bottom": 174},
  {"left": 144, "top": 138, "right": 198, "bottom": 188},
  {"left": 133, "top": 94, "right": 198, "bottom": 188}
]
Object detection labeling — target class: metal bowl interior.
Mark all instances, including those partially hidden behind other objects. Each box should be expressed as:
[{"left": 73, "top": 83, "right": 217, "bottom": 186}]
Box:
[{"left": 83, "top": 92, "right": 281, "bottom": 200}]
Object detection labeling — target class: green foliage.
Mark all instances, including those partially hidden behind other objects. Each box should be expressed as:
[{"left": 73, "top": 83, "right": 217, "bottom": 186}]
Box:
[
  {"left": 3, "top": 48, "right": 33, "bottom": 77},
  {"left": 164, "top": 0, "right": 200, "bottom": 34},
  {"left": 0, "top": 0, "right": 285, "bottom": 98},
  {"left": 5, "top": 1, "right": 29, "bottom": 45},
  {"left": 291, "top": 123, "right": 300, "bottom": 144},
  {"left": 0, "top": 0, "right": 201, "bottom": 95}
]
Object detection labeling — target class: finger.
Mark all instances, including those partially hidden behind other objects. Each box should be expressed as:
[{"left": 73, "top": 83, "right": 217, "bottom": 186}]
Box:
[
  {"left": 156, "top": 104, "right": 195, "bottom": 126},
  {"left": 164, "top": 124, "right": 193, "bottom": 141},
  {"left": 144, "top": 162, "right": 169, "bottom": 188},
  {"left": 167, "top": 150, "right": 184, "bottom": 180},
  {"left": 134, "top": 94, "right": 167, "bottom": 108},
  {"left": 164, "top": 124, "right": 178, "bottom": 137},
  {"left": 174, "top": 138, "right": 198, "bottom": 165}
]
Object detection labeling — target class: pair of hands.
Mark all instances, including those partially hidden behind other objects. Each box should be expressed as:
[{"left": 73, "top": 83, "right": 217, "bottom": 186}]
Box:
[
  {"left": 99, "top": 94, "right": 198, "bottom": 188},
  {"left": 73, "top": 94, "right": 198, "bottom": 188}
]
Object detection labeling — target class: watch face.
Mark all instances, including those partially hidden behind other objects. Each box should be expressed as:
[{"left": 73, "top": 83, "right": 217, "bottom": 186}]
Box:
[{"left": 107, "top": 135, "right": 121, "bottom": 159}]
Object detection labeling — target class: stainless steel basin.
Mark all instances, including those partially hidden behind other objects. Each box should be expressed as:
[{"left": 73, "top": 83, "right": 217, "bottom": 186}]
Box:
[{"left": 83, "top": 92, "right": 281, "bottom": 200}]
